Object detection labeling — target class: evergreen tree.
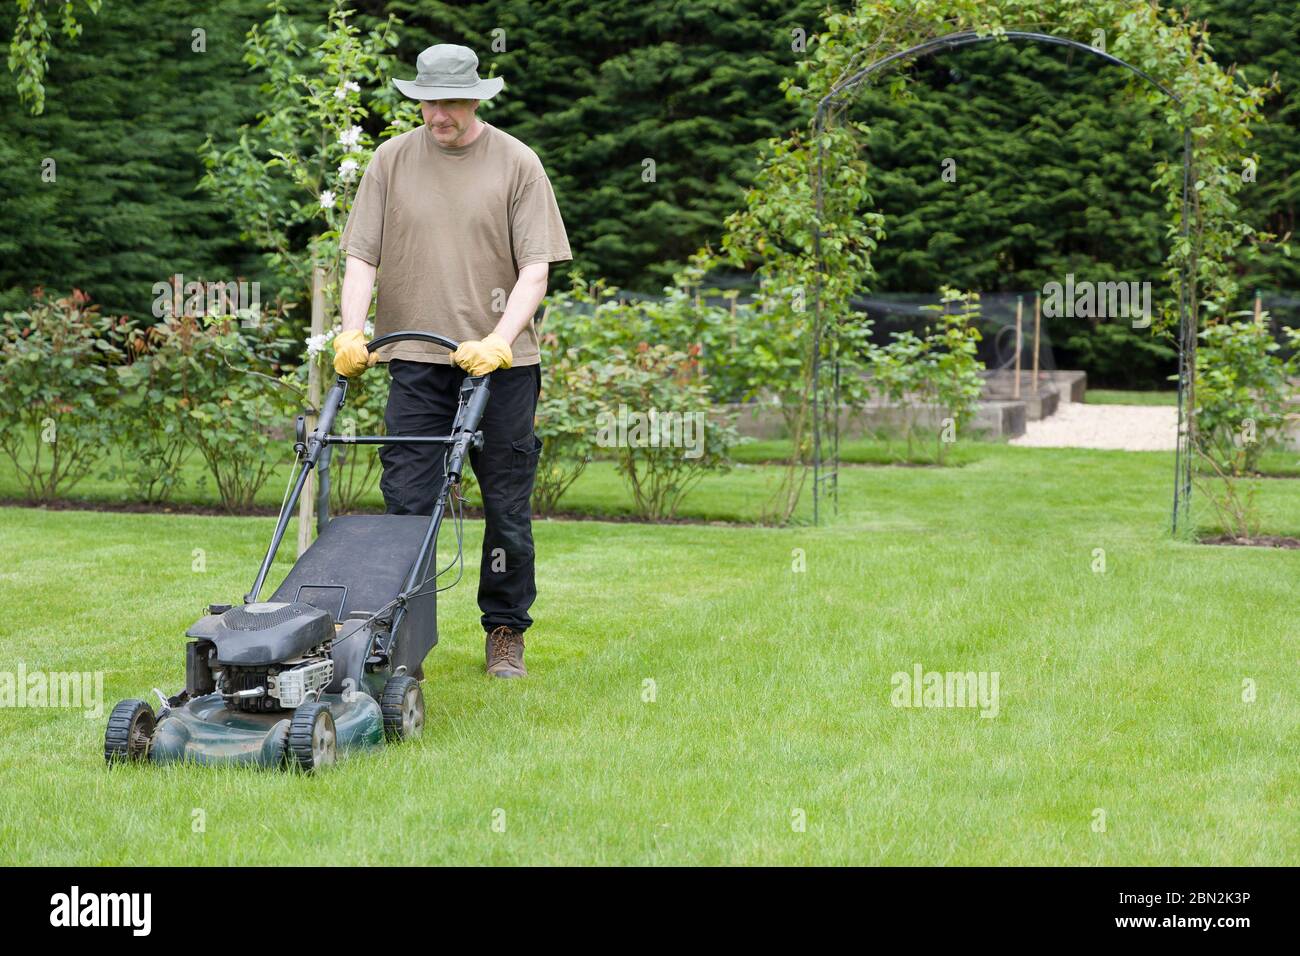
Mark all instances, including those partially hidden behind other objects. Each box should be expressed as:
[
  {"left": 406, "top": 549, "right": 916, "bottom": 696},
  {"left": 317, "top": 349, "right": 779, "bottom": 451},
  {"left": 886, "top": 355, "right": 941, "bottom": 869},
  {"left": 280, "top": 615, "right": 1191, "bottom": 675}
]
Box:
[
  {"left": 0, "top": 0, "right": 269, "bottom": 317},
  {"left": 1, "top": 0, "right": 1295, "bottom": 388},
  {"left": 854, "top": 40, "right": 1180, "bottom": 386},
  {"left": 383, "top": 0, "right": 820, "bottom": 288},
  {"left": 1188, "top": 0, "right": 1300, "bottom": 291}
]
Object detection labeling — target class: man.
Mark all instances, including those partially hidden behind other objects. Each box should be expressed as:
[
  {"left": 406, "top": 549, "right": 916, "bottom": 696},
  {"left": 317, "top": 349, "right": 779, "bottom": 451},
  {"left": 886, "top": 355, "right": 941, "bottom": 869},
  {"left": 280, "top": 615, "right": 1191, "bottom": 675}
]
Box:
[{"left": 333, "top": 44, "right": 571, "bottom": 679}]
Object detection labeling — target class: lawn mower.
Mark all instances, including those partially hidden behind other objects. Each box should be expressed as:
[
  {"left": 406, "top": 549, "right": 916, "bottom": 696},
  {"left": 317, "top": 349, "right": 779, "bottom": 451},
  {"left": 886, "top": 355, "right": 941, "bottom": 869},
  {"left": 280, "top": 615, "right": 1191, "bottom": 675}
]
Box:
[{"left": 104, "top": 331, "right": 488, "bottom": 772}]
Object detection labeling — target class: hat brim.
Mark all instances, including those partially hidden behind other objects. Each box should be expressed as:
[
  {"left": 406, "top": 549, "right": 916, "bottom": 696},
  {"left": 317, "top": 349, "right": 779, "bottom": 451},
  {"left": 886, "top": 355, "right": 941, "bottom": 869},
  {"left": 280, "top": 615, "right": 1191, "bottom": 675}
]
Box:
[{"left": 392, "top": 75, "right": 504, "bottom": 102}]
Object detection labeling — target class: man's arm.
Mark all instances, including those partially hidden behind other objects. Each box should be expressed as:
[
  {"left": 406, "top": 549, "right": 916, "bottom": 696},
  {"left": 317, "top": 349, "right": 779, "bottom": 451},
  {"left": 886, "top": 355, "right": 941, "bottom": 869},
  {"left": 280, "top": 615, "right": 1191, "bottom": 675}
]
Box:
[
  {"left": 331, "top": 254, "right": 379, "bottom": 376},
  {"left": 339, "top": 254, "right": 378, "bottom": 334},
  {"left": 448, "top": 262, "right": 549, "bottom": 375},
  {"left": 491, "top": 261, "right": 549, "bottom": 346}
]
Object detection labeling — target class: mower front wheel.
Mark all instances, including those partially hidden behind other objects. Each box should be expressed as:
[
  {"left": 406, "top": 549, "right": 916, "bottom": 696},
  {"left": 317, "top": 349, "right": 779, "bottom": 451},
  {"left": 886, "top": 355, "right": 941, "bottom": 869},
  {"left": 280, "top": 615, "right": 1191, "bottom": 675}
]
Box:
[
  {"left": 381, "top": 675, "right": 425, "bottom": 742},
  {"left": 287, "top": 702, "right": 337, "bottom": 772},
  {"left": 104, "top": 699, "right": 156, "bottom": 765}
]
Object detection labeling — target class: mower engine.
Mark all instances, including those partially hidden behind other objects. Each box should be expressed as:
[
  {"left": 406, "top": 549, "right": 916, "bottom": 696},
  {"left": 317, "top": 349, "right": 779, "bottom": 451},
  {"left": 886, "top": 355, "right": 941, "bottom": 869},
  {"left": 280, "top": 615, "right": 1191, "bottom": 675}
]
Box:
[
  {"left": 220, "top": 657, "right": 334, "bottom": 712},
  {"left": 195, "top": 602, "right": 338, "bottom": 713}
]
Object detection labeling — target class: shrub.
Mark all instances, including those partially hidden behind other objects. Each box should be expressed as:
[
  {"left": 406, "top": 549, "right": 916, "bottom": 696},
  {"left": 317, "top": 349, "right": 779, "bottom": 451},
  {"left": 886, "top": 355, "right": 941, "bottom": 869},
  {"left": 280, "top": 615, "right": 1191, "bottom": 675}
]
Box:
[
  {"left": 541, "top": 264, "right": 767, "bottom": 405},
  {"left": 865, "top": 288, "right": 984, "bottom": 463},
  {"left": 0, "top": 288, "right": 124, "bottom": 501},
  {"left": 532, "top": 341, "right": 606, "bottom": 515},
  {"left": 1193, "top": 317, "right": 1300, "bottom": 538},
  {"left": 865, "top": 327, "right": 926, "bottom": 457},
  {"left": 593, "top": 344, "right": 739, "bottom": 520},
  {"left": 918, "top": 290, "right": 985, "bottom": 464},
  {"left": 111, "top": 313, "right": 204, "bottom": 504},
  {"left": 538, "top": 268, "right": 754, "bottom": 518},
  {"left": 1195, "top": 319, "right": 1299, "bottom": 474},
  {"left": 183, "top": 315, "right": 300, "bottom": 513}
]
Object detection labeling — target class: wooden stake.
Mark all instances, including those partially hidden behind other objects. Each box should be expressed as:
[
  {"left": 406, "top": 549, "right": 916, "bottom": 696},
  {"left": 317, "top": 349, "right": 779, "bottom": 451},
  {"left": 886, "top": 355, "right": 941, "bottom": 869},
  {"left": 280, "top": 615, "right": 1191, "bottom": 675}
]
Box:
[
  {"left": 1254, "top": 288, "right": 1263, "bottom": 326},
  {"left": 1014, "top": 295, "right": 1023, "bottom": 400},
  {"left": 298, "top": 263, "right": 325, "bottom": 557},
  {"left": 1032, "top": 291, "right": 1041, "bottom": 389}
]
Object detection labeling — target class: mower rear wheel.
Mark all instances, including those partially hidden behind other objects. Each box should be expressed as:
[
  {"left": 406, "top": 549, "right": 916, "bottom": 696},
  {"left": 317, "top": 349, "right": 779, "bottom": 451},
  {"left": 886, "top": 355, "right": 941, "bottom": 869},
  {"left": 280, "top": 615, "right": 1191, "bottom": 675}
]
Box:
[
  {"left": 104, "top": 699, "right": 156, "bottom": 764},
  {"left": 381, "top": 675, "right": 424, "bottom": 741},
  {"left": 287, "top": 702, "right": 337, "bottom": 772}
]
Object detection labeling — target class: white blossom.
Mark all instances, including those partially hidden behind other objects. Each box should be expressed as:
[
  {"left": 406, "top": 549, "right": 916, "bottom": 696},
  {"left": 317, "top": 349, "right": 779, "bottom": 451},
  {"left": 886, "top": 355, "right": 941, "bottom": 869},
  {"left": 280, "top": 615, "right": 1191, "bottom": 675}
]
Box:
[
  {"left": 305, "top": 333, "right": 328, "bottom": 357},
  {"left": 338, "top": 125, "right": 362, "bottom": 149},
  {"left": 319, "top": 189, "right": 337, "bottom": 209},
  {"left": 338, "top": 159, "right": 359, "bottom": 183},
  {"left": 333, "top": 81, "right": 360, "bottom": 100}
]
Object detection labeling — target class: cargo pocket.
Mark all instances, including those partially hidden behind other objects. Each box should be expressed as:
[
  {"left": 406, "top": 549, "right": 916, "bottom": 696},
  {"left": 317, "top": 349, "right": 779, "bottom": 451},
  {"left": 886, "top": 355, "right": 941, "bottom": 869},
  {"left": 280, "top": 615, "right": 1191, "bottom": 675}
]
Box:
[{"left": 508, "top": 434, "right": 544, "bottom": 515}]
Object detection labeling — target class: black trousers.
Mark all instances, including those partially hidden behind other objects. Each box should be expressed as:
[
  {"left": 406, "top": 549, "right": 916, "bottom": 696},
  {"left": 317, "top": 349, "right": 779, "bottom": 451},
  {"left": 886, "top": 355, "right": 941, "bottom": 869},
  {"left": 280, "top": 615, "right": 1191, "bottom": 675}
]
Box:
[{"left": 380, "top": 359, "right": 542, "bottom": 634}]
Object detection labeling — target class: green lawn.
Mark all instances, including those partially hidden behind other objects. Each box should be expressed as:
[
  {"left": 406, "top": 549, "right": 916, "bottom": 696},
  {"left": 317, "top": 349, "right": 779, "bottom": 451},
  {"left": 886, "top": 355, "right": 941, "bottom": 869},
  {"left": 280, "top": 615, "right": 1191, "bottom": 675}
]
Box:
[
  {"left": 732, "top": 435, "right": 988, "bottom": 468},
  {"left": 1, "top": 445, "right": 1298, "bottom": 864},
  {"left": 1084, "top": 389, "right": 1179, "bottom": 406}
]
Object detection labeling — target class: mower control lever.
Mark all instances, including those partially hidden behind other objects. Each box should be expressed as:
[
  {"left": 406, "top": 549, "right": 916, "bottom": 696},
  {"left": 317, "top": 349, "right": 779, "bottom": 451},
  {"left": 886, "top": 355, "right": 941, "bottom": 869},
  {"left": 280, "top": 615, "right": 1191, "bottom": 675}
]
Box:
[
  {"left": 458, "top": 375, "right": 491, "bottom": 433},
  {"left": 446, "top": 376, "right": 490, "bottom": 483},
  {"left": 310, "top": 380, "right": 347, "bottom": 456}
]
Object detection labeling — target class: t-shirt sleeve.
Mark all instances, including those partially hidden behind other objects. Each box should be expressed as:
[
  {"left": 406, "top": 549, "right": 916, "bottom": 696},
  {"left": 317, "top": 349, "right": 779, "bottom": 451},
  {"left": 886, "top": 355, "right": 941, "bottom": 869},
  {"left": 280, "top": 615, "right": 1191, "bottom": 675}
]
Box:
[
  {"left": 510, "top": 170, "right": 572, "bottom": 269},
  {"left": 340, "top": 153, "right": 387, "bottom": 267}
]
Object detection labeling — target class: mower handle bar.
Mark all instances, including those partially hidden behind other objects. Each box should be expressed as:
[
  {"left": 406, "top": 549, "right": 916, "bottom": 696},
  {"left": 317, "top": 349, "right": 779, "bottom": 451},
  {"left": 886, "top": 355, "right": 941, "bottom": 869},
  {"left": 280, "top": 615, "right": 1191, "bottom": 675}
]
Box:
[
  {"left": 245, "top": 330, "right": 488, "bottom": 604},
  {"left": 317, "top": 330, "right": 465, "bottom": 439},
  {"left": 366, "top": 330, "right": 460, "bottom": 354}
]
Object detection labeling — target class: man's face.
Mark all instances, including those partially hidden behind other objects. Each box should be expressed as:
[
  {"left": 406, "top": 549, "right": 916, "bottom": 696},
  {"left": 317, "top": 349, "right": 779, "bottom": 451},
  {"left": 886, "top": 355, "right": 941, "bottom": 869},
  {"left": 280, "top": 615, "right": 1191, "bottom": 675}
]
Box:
[{"left": 421, "top": 98, "right": 480, "bottom": 146}]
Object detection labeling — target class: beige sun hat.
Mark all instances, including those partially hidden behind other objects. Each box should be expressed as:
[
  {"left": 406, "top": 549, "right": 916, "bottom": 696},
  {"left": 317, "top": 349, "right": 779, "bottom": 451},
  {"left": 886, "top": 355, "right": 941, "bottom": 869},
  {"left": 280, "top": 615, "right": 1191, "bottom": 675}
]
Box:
[{"left": 392, "top": 44, "right": 504, "bottom": 101}]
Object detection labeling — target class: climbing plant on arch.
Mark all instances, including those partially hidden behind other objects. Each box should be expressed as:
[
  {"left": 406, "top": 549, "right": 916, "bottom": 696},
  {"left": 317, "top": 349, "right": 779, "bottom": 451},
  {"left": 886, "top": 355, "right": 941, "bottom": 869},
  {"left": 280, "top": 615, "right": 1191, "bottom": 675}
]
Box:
[{"left": 720, "top": 0, "right": 1275, "bottom": 531}]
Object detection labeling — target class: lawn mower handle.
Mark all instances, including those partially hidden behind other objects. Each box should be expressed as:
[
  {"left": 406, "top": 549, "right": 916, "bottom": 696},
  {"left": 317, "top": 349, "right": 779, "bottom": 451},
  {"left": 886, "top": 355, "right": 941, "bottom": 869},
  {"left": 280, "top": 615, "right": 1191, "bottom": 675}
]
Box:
[
  {"left": 318, "top": 331, "right": 464, "bottom": 439},
  {"left": 334, "top": 327, "right": 491, "bottom": 440},
  {"left": 366, "top": 329, "right": 461, "bottom": 356}
]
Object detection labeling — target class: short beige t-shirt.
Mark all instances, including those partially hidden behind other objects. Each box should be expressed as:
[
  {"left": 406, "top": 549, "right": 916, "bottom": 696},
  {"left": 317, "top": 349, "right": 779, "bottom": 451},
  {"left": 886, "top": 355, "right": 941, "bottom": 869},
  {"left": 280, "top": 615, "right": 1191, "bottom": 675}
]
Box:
[{"left": 340, "top": 122, "right": 571, "bottom": 365}]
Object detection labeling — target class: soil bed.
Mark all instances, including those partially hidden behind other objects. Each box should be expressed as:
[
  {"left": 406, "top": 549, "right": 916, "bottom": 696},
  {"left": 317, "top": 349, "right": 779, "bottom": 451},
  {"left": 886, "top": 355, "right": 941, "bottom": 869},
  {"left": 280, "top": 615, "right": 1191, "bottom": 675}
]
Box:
[
  {"left": 0, "top": 497, "right": 760, "bottom": 527},
  {"left": 1199, "top": 534, "right": 1300, "bottom": 549}
]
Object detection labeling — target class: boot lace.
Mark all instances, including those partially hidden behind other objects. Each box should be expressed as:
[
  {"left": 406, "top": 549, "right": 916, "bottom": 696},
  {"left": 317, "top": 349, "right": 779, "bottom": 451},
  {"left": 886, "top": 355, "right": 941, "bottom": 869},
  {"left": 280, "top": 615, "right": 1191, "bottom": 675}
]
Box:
[{"left": 489, "top": 627, "right": 519, "bottom": 663}]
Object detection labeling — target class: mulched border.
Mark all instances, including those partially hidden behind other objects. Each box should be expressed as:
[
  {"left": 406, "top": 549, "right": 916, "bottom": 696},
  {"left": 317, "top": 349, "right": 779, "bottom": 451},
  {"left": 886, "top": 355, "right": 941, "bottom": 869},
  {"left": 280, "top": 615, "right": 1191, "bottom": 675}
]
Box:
[
  {"left": 1199, "top": 534, "right": 1300, "bottom": 550},
  {"left": 736, "top": 456, "right": 963, "bottom": 469},
  {"left": 1, "top": 497, "right": 284, "bottom": 517},
  {"left": 0, "top": 497, "right": 763, "bottom": 528}
]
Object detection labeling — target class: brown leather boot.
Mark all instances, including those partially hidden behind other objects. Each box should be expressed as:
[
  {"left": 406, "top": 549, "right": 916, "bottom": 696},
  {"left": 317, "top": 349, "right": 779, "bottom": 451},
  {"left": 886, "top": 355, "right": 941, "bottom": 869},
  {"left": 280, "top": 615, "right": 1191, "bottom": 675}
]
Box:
[{"left": 485, "top": 626, "right": 527, "bottom": 678}]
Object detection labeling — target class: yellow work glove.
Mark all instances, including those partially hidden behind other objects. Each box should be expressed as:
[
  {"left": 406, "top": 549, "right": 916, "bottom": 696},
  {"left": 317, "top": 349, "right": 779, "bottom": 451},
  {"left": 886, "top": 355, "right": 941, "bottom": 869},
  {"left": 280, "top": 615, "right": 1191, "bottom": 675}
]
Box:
[
  {"left": 452, "top": 332, "right": 513, "bottom": 377},
  {"left": 332, "top": 328, "right": 377, "bottom": 377}
]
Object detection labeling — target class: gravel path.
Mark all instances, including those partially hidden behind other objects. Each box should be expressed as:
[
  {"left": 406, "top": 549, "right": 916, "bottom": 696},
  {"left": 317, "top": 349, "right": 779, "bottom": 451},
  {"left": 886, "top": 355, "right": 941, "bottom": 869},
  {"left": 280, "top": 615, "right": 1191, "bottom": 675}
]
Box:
[{"left": 1010, "top": 402, "right": 1178, "bottom": 451}]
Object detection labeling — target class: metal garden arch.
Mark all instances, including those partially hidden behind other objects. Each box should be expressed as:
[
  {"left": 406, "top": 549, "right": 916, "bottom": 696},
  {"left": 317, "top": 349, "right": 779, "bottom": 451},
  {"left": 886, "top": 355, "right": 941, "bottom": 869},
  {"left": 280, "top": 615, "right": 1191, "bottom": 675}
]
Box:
[{"left": 810, "top": 30, "right": 1195, "bottom": 532}]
